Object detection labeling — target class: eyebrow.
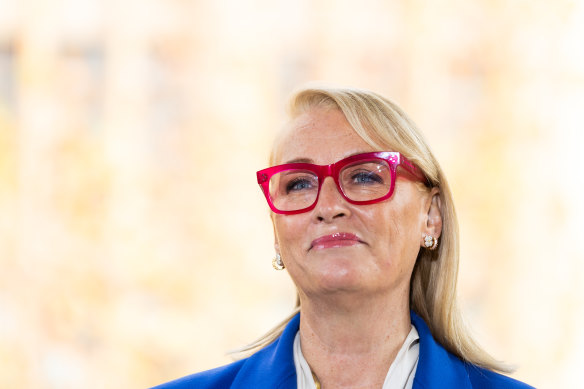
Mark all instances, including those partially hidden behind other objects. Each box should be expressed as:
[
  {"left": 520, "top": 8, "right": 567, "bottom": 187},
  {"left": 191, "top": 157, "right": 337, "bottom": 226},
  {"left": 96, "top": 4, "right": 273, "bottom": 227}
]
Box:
[
  {"left": 284, "top": 157, "right": 313, "bottom": 164},
  {"left": 283, "top": 151, "right": 373, "bottom": 165}
]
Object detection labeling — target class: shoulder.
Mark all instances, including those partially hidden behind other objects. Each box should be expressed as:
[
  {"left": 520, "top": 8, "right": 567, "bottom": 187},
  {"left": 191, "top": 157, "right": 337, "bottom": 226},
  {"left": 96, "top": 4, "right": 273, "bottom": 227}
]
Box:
[
  {"left": 465, "top": 364, "right": 534, "bottom": 389},
  {"left": 149, "top": 359, "right": 246, "bottom": 389},
  {"left": 410, "top": 312, "right": 534, "bottom": 389},
  {"left": 150, "top": 314, "right": 301, "bottom": 389}
]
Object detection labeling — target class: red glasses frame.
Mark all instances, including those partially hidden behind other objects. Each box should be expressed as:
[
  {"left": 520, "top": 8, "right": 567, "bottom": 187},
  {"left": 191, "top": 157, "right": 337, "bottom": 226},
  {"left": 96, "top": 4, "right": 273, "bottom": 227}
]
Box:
[{"left": 256, "top": 151, "right": 428, "bottom": 215}]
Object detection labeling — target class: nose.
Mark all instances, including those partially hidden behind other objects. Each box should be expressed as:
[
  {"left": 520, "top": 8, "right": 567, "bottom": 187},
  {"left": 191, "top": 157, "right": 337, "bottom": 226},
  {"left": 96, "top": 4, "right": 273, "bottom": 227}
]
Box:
[{"left": 312, "top": 177, "right": 351, "bottom": 222}]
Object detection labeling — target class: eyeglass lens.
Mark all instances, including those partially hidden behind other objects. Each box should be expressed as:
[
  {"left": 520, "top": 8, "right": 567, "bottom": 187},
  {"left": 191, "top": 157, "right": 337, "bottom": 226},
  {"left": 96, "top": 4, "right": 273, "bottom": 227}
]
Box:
[{"left": 268, "top": 159, "right": 393, "bottom": 212}]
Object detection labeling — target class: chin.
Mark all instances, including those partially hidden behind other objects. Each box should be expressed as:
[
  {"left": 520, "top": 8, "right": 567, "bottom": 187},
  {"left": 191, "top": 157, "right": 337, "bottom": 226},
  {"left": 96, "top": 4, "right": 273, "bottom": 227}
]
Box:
[{"left": 313, "top": 261, "right": 366, "bottom": 292}]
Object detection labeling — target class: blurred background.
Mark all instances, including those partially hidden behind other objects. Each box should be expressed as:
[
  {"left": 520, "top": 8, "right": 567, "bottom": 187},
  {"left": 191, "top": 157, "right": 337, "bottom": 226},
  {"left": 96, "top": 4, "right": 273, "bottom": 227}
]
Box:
[{"left": 1, "top": 0, "right": 583, "bottom": 388}]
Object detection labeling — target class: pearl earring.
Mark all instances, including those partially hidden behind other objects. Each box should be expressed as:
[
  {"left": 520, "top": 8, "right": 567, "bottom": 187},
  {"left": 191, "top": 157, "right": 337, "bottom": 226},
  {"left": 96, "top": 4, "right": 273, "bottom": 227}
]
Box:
[
  {"left": 424, "top": 235, "right": 439, "bottom": 250},
  {"left": 272, "top": 253, "right": 285, "bottom": 270}
]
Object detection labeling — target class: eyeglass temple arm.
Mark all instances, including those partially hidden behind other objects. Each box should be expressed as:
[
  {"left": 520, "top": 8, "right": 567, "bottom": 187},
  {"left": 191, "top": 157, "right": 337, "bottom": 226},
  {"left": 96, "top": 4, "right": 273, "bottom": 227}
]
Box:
[{"left": 399, "top": 155, "right": 430, "bottom": 185}]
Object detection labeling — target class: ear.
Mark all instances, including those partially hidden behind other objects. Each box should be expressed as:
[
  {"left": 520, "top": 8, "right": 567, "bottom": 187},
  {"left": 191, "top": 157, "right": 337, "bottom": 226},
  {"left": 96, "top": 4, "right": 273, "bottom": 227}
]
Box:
[{"left": 421, "top": 187, "right": 442, "bottom": 245}]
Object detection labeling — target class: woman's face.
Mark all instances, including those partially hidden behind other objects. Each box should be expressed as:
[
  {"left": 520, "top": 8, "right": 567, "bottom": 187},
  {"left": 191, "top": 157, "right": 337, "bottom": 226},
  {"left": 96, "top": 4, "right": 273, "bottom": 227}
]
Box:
[{"left": 272, "top": 107, "right": 439, "bottom": 303}]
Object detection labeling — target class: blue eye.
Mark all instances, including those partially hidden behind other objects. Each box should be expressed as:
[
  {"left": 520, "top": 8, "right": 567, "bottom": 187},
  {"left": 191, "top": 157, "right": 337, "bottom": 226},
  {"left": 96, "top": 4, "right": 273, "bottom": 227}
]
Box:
[
  {"left": 351, "top": 171, "right": 383, "bottom": 184},
  {"left": 286, "top": 178, "right": 315, "bottom": 193}
]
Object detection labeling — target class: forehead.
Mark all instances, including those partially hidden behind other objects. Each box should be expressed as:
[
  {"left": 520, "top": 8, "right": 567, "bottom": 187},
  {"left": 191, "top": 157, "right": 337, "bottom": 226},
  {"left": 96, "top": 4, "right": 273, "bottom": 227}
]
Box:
[{"left": 275, "top": 108, "right": 375, "bottom": 165}]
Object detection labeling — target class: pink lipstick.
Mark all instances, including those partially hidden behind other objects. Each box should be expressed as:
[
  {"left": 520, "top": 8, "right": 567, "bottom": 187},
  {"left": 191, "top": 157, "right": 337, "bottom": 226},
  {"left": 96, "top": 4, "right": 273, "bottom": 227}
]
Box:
[{"left": 310, "top": 232, "right": 363, "bottom": 250}]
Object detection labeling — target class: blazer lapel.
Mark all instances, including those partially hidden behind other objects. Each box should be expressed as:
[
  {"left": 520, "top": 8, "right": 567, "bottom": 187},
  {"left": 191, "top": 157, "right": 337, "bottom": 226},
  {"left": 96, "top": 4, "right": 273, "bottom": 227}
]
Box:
[{"left": 411, "top": 312, "right": 473, "bottom": 389}]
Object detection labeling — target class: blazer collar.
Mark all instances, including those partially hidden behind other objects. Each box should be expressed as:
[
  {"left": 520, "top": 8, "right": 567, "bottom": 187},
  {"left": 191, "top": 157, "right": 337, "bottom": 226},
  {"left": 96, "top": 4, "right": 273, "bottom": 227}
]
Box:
[{"left": 231, "top": 314, "right": 300, "bottom": 388}]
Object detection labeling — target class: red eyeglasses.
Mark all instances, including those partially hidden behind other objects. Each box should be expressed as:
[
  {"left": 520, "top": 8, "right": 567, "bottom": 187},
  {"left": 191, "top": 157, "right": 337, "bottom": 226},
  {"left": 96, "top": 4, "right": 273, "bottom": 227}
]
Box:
[{"left": 256, "top": 151, "right": 427, "bottom": 215}]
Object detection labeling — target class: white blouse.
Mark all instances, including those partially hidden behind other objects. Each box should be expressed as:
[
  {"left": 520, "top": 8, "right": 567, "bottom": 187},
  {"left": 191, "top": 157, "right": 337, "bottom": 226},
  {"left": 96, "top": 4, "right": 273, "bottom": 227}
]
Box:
[{"left": 293, "top": 325, "right": 420, "bottom": 389}]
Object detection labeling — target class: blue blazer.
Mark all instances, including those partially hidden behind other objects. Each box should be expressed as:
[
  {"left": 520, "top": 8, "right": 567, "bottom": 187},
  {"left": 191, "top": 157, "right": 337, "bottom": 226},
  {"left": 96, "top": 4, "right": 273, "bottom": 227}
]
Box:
[{"left": 152, "top": 312, "right": 533, "bottom": 388}]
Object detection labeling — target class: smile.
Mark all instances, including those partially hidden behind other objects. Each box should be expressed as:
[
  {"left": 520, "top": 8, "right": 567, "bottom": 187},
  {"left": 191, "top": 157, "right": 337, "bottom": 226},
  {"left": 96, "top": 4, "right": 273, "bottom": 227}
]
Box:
[{"left": 310, "top": 232, "right": 364, "bottom": 250}]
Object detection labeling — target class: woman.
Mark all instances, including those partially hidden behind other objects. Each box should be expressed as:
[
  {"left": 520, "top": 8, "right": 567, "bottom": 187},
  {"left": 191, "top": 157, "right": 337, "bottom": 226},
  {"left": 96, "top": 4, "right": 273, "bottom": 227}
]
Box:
[{"left": 153, "top": 86, "right": 532, "bottom": 388}]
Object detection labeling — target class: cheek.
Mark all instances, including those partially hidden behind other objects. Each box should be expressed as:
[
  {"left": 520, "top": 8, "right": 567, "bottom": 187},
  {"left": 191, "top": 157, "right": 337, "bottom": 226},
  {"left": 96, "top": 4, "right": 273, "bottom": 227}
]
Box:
[
  {"left": 370, "top": 200, "right": 424, "bottom": 255},
  {"left": 273, "top": 215, "right": 307, "bottom": 255}
]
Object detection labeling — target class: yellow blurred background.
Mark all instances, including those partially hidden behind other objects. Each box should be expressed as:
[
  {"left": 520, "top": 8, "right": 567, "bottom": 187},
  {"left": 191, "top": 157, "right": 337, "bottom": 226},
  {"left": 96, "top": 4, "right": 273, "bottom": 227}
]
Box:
[{"left": 1, "top": 1, "right": 583, "bottom": 388}]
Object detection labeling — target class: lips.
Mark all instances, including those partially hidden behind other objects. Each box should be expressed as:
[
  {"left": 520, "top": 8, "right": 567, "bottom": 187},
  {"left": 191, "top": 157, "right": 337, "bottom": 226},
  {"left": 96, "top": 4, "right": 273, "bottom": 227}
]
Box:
[{"left": 310, "top": 232, "right": 364, "bottom": 250}]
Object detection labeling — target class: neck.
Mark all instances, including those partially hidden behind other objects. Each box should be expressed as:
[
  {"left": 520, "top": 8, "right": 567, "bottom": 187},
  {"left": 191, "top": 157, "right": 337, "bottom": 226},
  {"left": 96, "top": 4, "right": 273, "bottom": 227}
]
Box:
[{"left": 298, "top": 290, "right": 411, "bottom": 388}]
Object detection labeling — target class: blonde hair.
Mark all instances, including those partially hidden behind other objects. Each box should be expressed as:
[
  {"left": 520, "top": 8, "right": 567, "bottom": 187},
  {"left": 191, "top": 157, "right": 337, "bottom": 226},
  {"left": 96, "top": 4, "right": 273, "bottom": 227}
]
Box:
[{"left": 243, "top": 85, "right": 510, "bottom": 373}]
